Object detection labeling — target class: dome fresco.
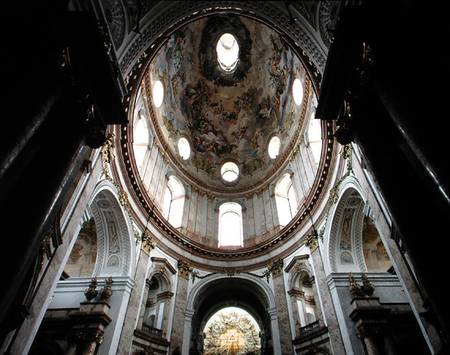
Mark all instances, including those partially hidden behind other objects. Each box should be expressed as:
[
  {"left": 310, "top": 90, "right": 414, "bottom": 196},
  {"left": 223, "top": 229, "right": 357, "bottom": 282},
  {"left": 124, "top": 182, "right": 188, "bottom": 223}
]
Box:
[{"left": 143, "top": 15, "right": 312, "bottom": 191}]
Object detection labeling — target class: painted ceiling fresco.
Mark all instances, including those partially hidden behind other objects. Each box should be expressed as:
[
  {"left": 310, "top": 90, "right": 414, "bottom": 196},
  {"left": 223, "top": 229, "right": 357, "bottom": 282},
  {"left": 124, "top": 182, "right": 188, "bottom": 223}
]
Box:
[{"left": 145, "top": 15, "right": 310, "bottom": 190}]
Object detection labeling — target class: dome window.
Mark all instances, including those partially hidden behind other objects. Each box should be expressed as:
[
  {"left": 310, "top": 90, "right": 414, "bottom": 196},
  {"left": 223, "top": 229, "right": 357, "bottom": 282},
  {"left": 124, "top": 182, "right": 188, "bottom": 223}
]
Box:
[
  {"left": 307, "top": 109, "right": 322, "bottom": 164},
  {"left": 216, "top": 33, "right": 239, "bottom": 72},
  {"left": 221, "top": 162, "right": 239, "bottom": 182},
  {"left": 177, "top": 137, "right": 191, "bottom": 160},
  {"left": 152, "top": 80, "right": 164, "bottom": 108},
  {"left": 218, "top": 202, "right": 243, "bottom": 247},
  {"left": 268, "top": 136, "right": 281, "bottom": 159},
  {"left": 293, "top": 78, "right": 304, "bottom": 106},
  {"left": 275, "top": 173, "right": 298, "bottom": 226}
]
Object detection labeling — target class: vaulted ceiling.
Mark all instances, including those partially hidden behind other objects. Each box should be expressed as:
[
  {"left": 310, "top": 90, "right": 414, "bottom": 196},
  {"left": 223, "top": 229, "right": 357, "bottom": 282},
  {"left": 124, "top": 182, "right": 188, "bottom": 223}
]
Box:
[{"left": 143, "top": 15, "right": 313, "bottom": 191}]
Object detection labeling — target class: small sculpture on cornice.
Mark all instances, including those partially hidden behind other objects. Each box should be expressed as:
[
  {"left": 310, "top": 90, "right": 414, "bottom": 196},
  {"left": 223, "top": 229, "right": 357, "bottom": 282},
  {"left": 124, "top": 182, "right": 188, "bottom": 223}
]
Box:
[
  {"left": 84, "top": 277, "right": 98, "bottom": 301},
  {"left": 348, "top": 273, "right": 364, "bottom": 298},
  {"left": 99, "top": 277, "right": 114, "bottom": 301},
  {"left": 361, "top": 273, "right": 374, "bottom": 297},
  {"left": 349, "top": 273, "right": 375, "bottom": 298}
]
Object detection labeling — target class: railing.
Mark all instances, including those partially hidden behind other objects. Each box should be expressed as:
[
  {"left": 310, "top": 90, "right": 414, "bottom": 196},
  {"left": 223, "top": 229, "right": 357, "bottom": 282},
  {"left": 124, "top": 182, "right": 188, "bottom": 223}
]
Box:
[
  {"left": 142, "top": 325, "right": 163, "bottom": 337},
  {"left": 296, "top": 320, "right": 327, "bottom": 342}
]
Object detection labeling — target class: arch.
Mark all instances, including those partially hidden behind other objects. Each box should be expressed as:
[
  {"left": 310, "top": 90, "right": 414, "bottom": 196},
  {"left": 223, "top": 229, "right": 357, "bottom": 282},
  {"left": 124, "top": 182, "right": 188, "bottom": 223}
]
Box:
[
  {"left": 185, "top": 274, "right": 279, "bottom": 355},
  {"left": 89, "top": 180, "right": 135, "bottom": 277},
  {"left": 64, "top": 217, "right": 97, "bottom": 278},
  {"left": 327, "top": 185, "right": 366, "bottom": 273}
]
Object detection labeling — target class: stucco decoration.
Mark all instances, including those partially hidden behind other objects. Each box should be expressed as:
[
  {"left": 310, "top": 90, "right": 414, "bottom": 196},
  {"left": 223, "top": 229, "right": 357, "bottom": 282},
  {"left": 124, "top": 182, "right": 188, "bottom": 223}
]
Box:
[
  {"left": 102, "top": 0, "right": 126, "bottom": 49},
  {"left": 144, "top": 15, "right": 310, "bottom": 191},
  {"left": 318, "top": 1, "right": 340, "bottom": 47},
  {"left": 90, "top": 187, "right": 133, "bottom": 277},
  {"left": 328, "top": 187, "right": 368, "bottom": 273}
]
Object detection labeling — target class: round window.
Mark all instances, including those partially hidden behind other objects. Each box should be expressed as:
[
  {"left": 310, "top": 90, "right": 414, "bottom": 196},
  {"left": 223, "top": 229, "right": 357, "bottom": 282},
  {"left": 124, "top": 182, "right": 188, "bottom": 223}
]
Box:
[
  {"left": 268, "top": 136, "right": 281, "bottom": 159},
  {"left": 216, "top": 33, "right": 239, "bottom": 72},
  {"left": 292, "top": 78, "right": 304, "bottom": 106},
  {"left": 221, "top": 162, "right": 239, "bottom": 182},
  {"left": 152, "top": 80, "right": 164, "bottom": 108},
  {"left": 177, "top": 137, "right": 191, "bottom": 160}
]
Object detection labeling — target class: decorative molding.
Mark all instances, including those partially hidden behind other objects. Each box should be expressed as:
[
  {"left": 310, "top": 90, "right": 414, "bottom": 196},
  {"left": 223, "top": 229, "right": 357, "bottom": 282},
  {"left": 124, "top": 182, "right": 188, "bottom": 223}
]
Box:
[
  {"left": 178, "top": 260, "right": 192, "bottom": 280},
  {"left": 118, "top": 1, "right": 327, "bottom": 75},
  {"left": 142, "top": 229, "right": 156, "bottom": 254},
  {"left": 268, "top": 258, "right": 284, "bottom": 278},
  {"left": 151, "top": 257, "right": 176, "bottom": 275},
  {"left": 284, "top": 255, "right": 310, "bottom": 273}
]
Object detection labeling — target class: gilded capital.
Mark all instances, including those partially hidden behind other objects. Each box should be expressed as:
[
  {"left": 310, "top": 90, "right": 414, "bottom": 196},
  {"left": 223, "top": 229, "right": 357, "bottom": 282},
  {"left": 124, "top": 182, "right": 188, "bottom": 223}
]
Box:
[
  {"left": 269, "top": 259, "right": 284, "bottom": 278},
  {"left": 306, "top": 234, "right": 319, "bottom": 252},
  {"left": 178, "top": 260, "right": 192, "bottom": 279},
  {"left": 142, "top": 229, "right": 156, "bottom": 254}
]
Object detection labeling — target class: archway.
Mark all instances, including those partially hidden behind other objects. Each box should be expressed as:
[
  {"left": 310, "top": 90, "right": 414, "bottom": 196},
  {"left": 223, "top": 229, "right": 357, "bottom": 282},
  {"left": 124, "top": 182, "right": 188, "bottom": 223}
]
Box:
[
  {"left": 328, "top": 186, "right": 391, "bottom": 273},
  {"left": 187, "top": 277, "right": 276, "bottom": 355}
]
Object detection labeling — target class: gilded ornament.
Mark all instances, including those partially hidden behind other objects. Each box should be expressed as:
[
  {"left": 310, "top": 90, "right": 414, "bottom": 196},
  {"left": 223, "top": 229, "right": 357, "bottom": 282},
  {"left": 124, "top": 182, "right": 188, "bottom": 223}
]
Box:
[{"left": 178, "top": 260, "right": 192, "bottom": 279}]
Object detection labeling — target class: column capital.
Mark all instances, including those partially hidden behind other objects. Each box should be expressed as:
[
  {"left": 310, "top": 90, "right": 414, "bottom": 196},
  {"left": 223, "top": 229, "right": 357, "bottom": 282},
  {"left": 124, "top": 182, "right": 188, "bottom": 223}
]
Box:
[
  {"left": 178, "top": 260, "right": 192, "bottom": 279},
  {"left": 268, "top": 258, "right": 284, "bottom": 278}
]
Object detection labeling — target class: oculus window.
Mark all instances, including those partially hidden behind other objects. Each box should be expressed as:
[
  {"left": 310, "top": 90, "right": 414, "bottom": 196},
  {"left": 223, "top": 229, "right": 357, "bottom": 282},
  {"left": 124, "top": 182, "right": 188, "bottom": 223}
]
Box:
[
  {"left": 268, "top": 136, "right": 281, "bottom": 159},
  {"left": 216, "top": 33, "right": 239, "bottom": 72},
  {"left": 275, "top": 173, "right": 298, "bottom": 226},
  {"left": 292, "top": 78, "right": 304, "bottom": 106},
  {"left": 218, "top": 202, "right": 243, "bottom": 247},
  {"left": 177, "top": 137, "right": 191, "bottom": 160},
  {"left": 221, "top": 162, "right": 239, "bottom": 182},
  {"left": 162, "top": 176, "right": 185, "bottom": 228},
  {"left": 152, "top": 80, "right": 164, "bottom": 108}
]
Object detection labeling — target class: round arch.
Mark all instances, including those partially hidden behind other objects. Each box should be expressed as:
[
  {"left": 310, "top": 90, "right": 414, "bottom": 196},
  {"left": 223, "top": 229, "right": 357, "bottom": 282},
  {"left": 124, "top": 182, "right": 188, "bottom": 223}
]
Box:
[
  {"left": 89, "top": 180, "right": 135, "bottom": 277},
  {"left": 324, "top": 177, "right": 367, "bottom": 274},
  {"left": 184, "top": 274, "right": 280, "bottom": 355}
]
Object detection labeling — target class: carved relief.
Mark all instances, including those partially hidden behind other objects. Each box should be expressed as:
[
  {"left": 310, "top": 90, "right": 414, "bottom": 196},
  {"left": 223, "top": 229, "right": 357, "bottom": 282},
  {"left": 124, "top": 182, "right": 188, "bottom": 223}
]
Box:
[{"left": 102, "top": 0, "right": 126, "bottom": 49}]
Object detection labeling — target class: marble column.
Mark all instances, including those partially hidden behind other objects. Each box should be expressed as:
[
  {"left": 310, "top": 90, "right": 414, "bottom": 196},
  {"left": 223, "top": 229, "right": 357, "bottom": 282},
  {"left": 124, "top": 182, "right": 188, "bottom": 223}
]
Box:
[
  {"left": 307, "top": 237, "right": 346, "bottom": 355},
  {"left": 117, "top": 237, "right": 153, "bottom": 354},
  {"left": 270, "top": 259, "right": 294, "bottom": 354},
  {"left": 170, "top": 260, "right": 191, "bottom": 354}
]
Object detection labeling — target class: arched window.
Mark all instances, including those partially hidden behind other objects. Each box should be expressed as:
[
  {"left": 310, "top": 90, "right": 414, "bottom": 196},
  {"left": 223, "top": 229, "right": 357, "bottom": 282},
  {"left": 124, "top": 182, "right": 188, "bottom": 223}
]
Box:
[
  {"left": 133, "top": 110, "right": 149, "bottom": 171},
  {"left": 275, "top": 173, "right": 298, "bottom": 226},
  {"left": 307, "top": 108, "right": 322, "bottom": 164},
  {"left": 162, "top": 176, "right": 185, "bottom": 228},
  {"left": 218, "top": 202, "right": 243, "bottom": 247}
]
